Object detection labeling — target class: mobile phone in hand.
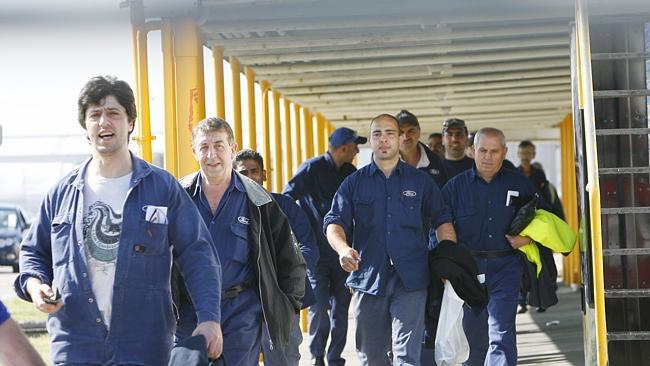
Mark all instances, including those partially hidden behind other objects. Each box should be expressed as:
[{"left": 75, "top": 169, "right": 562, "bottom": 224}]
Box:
[{"left": 43, "top": 287, "right": 60, "bottom": 305}]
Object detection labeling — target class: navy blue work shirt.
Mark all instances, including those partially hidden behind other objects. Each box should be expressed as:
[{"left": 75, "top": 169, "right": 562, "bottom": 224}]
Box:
[
  {"left": 190, "top": 171, "right": 253, "bottom": 290},
  {"left": 0, "top": 300, "right": 8, "bottom": 325},
  {"left": 283, "top": 152, "right": 356, "bottom": 262},
  {"left": 442, "top": 166, "right": 537, "bottom": 252},
  {"left": 273, "top": 193, "right": 319, "bottom": 308},
  {"left": 324, "top": 160, "right": 452, "bottom": 296},
  {"left": 442, "top": 156, "right": 475, "bottom": 179}
]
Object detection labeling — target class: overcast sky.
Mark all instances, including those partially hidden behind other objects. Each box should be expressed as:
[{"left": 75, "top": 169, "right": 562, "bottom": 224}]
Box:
[{"left": 0, "top": 1, "right": 135, "bottom": 138}]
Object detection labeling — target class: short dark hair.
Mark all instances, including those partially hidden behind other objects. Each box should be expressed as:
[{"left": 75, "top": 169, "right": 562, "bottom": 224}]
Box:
[
  {"left": 429, "top": 132, "right": 442, "bottom": 139},
  {"left": 192, "top": 117, "right": 235, "bottom": 146},
  {"left": 234, "top": 149, "right": 264, "bottom": 170},
  {"left": 370, "top": 113, "right": 399, "bottom": 130},
  {"left": 77, "top": 76, "right": 137, "bottom": 130},
  {"left": 518, "top": 140, "right": 536, "bottom": 150},
  {"left": 395, "top": 109, "right": 420, "bottom": 128}
]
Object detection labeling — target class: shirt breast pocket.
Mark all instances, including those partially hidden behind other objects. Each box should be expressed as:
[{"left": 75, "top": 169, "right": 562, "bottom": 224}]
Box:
[
  {"left": 51, "top": 214, "right": 73, "bottom": 266},
  {"left": 455, "top": 207, "right": 478, "bottom": 227},
  {"left": 136, "top": 219, "right": 169, "bottom": 256},
  {"left": 353, "top": 196, "right": 374, "bottom": 227},
  {"left": 400, "top": 195, "right": 422, "bottom": 228},
  {"left": 230, "top": 223, "right": 251, "bottom": 264}
]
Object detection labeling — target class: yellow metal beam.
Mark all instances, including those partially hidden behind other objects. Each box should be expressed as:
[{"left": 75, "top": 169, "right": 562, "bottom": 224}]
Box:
[
  {"left": 283, "top": 98, "right": 293, "bottom": 182},
  {"left": 132, "top": 24, "right": 158, "bottom": 163},
  {"left": 230, "top": 56, "right": 243, "bottom": 148},
  {"left": 161, "top": 19, "right": 178, "bottom": 177},
  {"left": 560, "top": 113, "right": 581, "bottom": 286},
  {"left": 261, "top": 81, "right": 271, "bottom": 190},
  {"left": 575, "top": 1, "right": 608, "bottom": 364},
  {"left": 315, "top": 113, "right": 326, "bottom": 155},
  {"left": 272, "top": 90, "right": 282, "bottom": 193},
  {"left": 293, "top": 103, "right": 303, "bottom": 171},
  {"left": 302, "top": 107, "right": 314, "bottom": 159},
  {"left": 172, "top": 17, "right": 204, "bottom": 177},
  {"left": 212, "top": 47, "right": 226, "bottom": 119},
  {"left": 246, "top": 67, "right": 257, "bottom": 149}
]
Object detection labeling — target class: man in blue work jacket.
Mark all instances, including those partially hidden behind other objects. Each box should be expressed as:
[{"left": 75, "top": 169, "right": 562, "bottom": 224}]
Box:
[
  {"left": 14, "top": 76, "right": 223, "bottom": 365},
  {"left": 176, "top": 117, "right": 306, "bottom": 366},
  {"left": 442, "top": 127, "right": 537, "bottom": 366},
  {"left": 234, "top": 148, "right": 319, "bottom": 366},
  {"left": 284, "top": 127, "right": 366, "bottom": 366},
  {"left": 325, "top": 114, "right": 458, "bottom": 365}
]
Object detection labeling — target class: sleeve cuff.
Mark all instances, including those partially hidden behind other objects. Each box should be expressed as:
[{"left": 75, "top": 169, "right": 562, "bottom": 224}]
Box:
[{"left": 196, "top": 310, "right": 220, "bottom": 325}]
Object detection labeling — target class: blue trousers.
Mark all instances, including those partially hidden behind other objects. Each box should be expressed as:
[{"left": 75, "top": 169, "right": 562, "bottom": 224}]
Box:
[
  {"left": 261, "top": 314, "right": 302, "bottom": 366},
  {"left": 463, "top": 256, "right": 522, "bottom": 366},
  {"left": 354, "top": 269, "right": 427, "bottom": 366},
  {"left": 308, "top": 260, "right": 352, "bottom": 366},
  {"left": 177, "top": 288, "right": 262, "bottom": 366}
]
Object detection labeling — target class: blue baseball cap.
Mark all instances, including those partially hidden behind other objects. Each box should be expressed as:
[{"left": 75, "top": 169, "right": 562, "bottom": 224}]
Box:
[{"left": 329, "top": 127, "right": 367, "bottom": 147}]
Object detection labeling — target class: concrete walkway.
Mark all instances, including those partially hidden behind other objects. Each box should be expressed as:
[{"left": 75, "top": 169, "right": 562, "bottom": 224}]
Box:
[{"left": 296, "top": 285, "right": 584, "bottom": 365}]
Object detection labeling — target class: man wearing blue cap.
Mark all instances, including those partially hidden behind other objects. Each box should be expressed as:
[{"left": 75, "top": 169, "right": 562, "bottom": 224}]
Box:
[{"left": 284, "top": 127, "right": 367, "bottom": 366}]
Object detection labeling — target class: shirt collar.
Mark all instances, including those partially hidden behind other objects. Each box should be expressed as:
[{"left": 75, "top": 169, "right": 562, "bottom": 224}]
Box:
[
  {"left": 72, "top": 151, "right": 149, "bottom": 190},
  {"left": 470, "top": 164, "right": 506, "bottom": 182},
  {"left": 368, "top": 158, "right": 404, "bottom": 176},
  {"left": 194, "top": 170, "right": 246, "bottom": 197},
  {"left": 415, "top": 143, "right": 430, "bottom": 169}
]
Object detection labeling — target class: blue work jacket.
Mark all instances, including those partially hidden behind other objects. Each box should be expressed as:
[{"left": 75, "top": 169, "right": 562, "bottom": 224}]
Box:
[
  {"left": 441, "top": 166, "right": 537, "bottom": 251},
  {"left": 324, "top": 160, "right": 452, "bottom": 295},
  {"left": 14, "top": 154, "right": 221, "bottom": 365},
  {"left": 283, "top": 153, "right": 356, "bottom": 263},
  {"left": 273, "top": 192, "right": 319, "bottom": 308}
]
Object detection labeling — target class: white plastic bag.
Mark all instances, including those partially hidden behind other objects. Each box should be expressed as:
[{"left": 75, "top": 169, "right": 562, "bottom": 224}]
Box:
[{"left": 434, "top": 281, "right": 470, "bottom": 366}]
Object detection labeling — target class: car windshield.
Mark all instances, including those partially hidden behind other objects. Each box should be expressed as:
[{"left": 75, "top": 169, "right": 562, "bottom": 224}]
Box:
[{"left": 0, "top": 209, "right": 18, "bottom": 230}]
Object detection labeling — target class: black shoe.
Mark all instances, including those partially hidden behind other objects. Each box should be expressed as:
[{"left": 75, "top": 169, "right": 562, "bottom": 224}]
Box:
[
  {"left": 536, "top": 307, "right": 547, "bottom": 313},
  {"left": 311, "top": 356, "right": 325, "bottom": 366},
  {"left": 517, "top": 305, "right": 528, "bottom": 314}
]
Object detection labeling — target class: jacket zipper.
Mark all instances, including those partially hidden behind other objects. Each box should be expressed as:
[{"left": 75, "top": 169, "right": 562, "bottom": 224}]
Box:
[{"left": 256, "top": 205, "right": 274, "bottom": 350}]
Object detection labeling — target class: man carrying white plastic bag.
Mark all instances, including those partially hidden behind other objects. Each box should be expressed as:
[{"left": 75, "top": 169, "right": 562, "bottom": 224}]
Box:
[{"left": 435, "top": 281, "right": 470, "bottom": 366}]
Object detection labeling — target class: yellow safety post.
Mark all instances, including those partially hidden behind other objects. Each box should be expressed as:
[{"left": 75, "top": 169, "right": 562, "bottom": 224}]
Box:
[
  {"left": 315, "top": 113, "right": 326, "bottom": 155},
  {"left": 131, "top": 22, "right": 159, "bottom": 163},
  {"left": 212, "top": 47, "right": 226, "bottom": 119},
  {"left": 560, "top": 113, "right": 581, "bottom": 286},
  {"left": 230, "top": 56, "right": 243, "bottom": 148},
  {"left": 272, "top": 90, "right": 282, "bottom": 193},
  {"left": 161, "top": 20, "right": 178, "bottom": 177},
  {"left": 576, "top": 1, "right": 608, "bottom": 364},
  {"left": 283, "top": 98, "right": 293, "bottom": 182},
  {"left": 293, "top": 103, "right": 303, "bottom": 172},
  {"left": 172, "top": 17, "right": 205, "bottom": 177},
  {"left": 245, "top": 67, "right": 257, "bottom": 149},
  {"left": 260, "top": 81, "right": 271, "bottom": 190},
  {"left": 303, "top": 108, "right": 314, "bottom": 159}
]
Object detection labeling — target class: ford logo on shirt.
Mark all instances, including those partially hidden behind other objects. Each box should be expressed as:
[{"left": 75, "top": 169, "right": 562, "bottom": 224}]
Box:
[
  {"left": 238, "top": 216, "right": 250, "bottom": 225},
  {"left": 429, "top": 169, "right": 440, "bottom": 175},
  {"left": 402, "top": 190, "right": 417, "bottom": 197}
]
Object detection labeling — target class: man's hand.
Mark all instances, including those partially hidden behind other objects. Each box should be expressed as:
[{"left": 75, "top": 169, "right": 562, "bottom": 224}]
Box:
[
  {"left": 338, "top": 247, "right": 360, "bottom": 272},
  {"left": 192, "top": 321, "right": 223, "bottom": 359},
  {"left": 505, "top": 234, "right": 532, "bottom": 250},
  {"left": 26, "top": 278, "right": 63, "bottom": 314}
]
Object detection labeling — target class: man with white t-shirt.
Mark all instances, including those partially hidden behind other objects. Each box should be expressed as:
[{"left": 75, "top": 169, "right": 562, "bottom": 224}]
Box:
[{"left": 14, "top": 76, "right": 223, "bottom": 365}]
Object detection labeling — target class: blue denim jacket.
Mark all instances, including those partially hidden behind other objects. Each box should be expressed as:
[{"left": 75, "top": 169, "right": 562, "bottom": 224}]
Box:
[{"left": 14, "top": 154, "right": 221, "bottom": 365}]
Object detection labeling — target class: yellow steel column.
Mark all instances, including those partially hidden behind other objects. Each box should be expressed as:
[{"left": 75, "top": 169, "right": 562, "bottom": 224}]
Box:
[
  {"left": 230, "top": 57, "right": 243, "bottom": 148},
  {"left": 212, "top": 47, "right": 226, "bottom": 119},
  {"left": 172, "top": 17, "right": 204, "bottom": 177},
  {"left": 315, "top": 113, "right": 325, "bottom": 155},
  {"left": 260, "top": 81, "right": 271, "bottom": 190},
  {"left": 272, "top": 91, "right": 282, "bottom": 193},
  {"left": 293, "top": 103, "right": 303, "bottom": 171},
  {"left": 245, "top": 67, "right": 257, "bottom": 149},
  {"left": 283, "top": 98, "right": 293, "bottom": 182},
  {"left": 560, "top": 113, "right": 581, "bottom": 286},
  {"left": 131, "top": 23, "right": 158, "bottom": 163},
  {"left": 576, "top": 1, "right": 608, "bottom": 363},
  {"left": 302, "top": 108, "right": 314, "bottom": 159},
  {"left": 161, "top": 19, "right": 178, "bottom": 177}
]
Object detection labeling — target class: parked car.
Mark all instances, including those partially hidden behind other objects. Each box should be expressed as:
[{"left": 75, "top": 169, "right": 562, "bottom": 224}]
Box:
[{"left": 0, "top": 203, "right": 30, "bottom": 273}]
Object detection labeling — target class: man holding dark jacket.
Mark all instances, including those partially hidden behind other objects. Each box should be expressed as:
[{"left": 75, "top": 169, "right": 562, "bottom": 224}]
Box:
[{"left": 176, "top": 117, "right": 306, "bottom": 365}]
